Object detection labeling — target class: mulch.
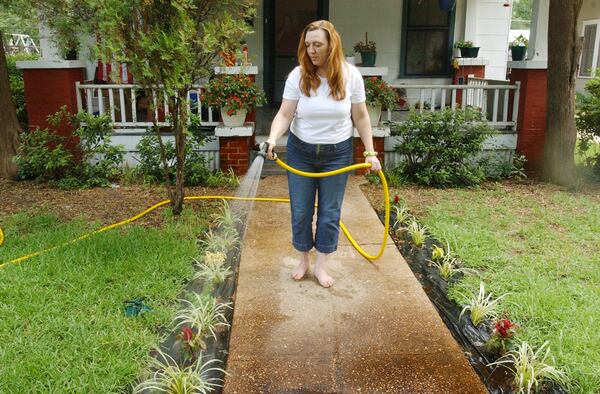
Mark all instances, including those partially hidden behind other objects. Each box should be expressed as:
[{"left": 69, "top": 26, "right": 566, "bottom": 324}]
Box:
[{"left": 0, "top": 179, "right": 235, "bottom": 227}]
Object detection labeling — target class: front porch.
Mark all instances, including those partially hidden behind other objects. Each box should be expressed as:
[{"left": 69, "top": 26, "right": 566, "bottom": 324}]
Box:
[{"left": 73, "top": 76, "right": 521, "bottom": 174}]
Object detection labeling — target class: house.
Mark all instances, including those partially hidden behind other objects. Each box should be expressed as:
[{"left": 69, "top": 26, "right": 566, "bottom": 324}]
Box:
[
  {"left": 577, "top": 0, "right": 600, "bottom": 92},
  {"left": 17, "top": 0, "right": 564, "bottom": 175}
]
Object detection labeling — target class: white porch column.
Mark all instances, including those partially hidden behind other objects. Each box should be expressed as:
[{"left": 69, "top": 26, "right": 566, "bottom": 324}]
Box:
[
  {"left": 527, "top": 0, "right": 549, "bottom": 61},
  {"left": 38, "top": 22, "right": 62, "bottom": 61},
  {"left": 464, "top": 0, "right": 480, "bottom": 44}
]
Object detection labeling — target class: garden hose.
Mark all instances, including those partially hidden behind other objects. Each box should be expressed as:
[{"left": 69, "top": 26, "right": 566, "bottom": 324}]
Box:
[{"left": 0, "top": 159, "right": 390, "bottom": 269}]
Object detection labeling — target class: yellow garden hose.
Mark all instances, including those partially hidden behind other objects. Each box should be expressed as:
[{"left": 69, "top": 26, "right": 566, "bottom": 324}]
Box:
[{"left": 0, "top": 160, "right": 389, "bottom": 269}]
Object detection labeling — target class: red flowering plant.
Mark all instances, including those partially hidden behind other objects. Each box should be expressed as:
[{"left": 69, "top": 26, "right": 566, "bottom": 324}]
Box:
[
  {"left": 202, "top": 74, "right": 267, "bottom": 116},
  {"left": 364, "top": 77, "right": 398, "bottom": 110},
  {"left": 486, "top": 318, "right": 519, "bottom": 355},
  {"left": 175, "top": 325, "right": 202, "bottom": 363}
]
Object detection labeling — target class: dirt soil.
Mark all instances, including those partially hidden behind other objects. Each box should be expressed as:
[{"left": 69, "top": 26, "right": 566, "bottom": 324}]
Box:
[{"left": 0, "top": 179, "right": 235, "bottom": 227}]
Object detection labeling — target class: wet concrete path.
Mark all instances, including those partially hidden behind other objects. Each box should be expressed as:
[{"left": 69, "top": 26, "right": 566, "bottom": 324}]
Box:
[{"left": 223, "top": 176, "right": 487, "bottom": 394}]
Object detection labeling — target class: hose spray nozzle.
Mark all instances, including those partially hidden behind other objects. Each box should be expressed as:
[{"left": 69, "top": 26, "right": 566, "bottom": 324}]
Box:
[{"left": 255, "top": 142, "right": 277, "bottom": 160}]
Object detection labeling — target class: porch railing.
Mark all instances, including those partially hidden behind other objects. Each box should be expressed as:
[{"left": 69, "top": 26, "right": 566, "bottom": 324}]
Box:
[
  {"left": 75, "top": 82, "right": 220, "bottom": 129},
  {"left": 388, "top": 80, "right": 521, "bottom": 130}
]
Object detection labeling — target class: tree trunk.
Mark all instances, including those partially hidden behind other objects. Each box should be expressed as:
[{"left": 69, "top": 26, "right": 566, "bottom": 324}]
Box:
[
  {"left": 0, "top": 30, "right": 22, "bottom": 179},
  {"left": 542, "top": 0, "right": 583, "bottom": 186},
  {"left": 171, "top": 95, "right": 187, "bottom": 215}
]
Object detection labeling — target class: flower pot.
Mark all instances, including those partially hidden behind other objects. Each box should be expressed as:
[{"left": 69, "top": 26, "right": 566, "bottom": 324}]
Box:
[
  {"left": 366, "top": 103, "right": 382, "bottom": 127},
  {"left": 452, "top": 47, "right": 461, "bottom": 58},
  {"left": 510, "top": 46, "right": 527, "bottom": 61},
  {"left": 345, "top": 55, "right": 356, "bottom": 65},
  {"left": 360, "top": 52, "right": 376, "bottom": 67},
  {"left": 460, "top": 47, "right": 480, "bottom": 58},
  {"left": 221, "top": 107, "right": 247, "bottom": 127},
  {"left": 438, "top": 0, "right": 456, "bottom": 11}
]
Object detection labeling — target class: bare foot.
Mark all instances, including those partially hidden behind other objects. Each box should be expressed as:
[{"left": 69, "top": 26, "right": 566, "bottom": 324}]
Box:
[
  {"left": 292, "top": 252, "right": 310, "bottom": 281},
  {"left": 314, "top": 252, "right": 334, "bottom": 288}
]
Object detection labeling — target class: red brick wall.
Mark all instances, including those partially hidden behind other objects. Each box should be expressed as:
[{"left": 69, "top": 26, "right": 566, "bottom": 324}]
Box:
[
  {"left": 453, "top": 65, "right": 485, "bottom": 105},
  {"left": 22, "top": 68, "right": 86, "bottom": 152},
  {"left": 353, "top": 137, "right": 385, "bottom": 175},
  {"left": 219, "top": 135, "right": 255, "bottom": 175},
  {"left": 509, "top": 68, "right": 548, "bottom": 175}
]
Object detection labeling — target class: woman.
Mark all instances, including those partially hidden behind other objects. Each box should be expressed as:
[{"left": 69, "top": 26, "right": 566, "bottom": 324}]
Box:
[{"left": 265, "top": 20, "right": 381, "bottom": 288}]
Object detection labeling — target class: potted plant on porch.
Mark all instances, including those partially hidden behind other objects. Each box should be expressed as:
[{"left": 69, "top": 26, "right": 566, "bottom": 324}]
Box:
[
  {"left": 354, "top": 32, "right": 377, "bottom": 67},
  {"left": 454, "top": 40, "right": 480, "bottom": 58},
  {"left": 364, "top": 77, "right": 398, "bottom": 127},
  {"left": 509, "top": 35, "right": 528, "bottom": 61},
  {"left": 203, "top": 74, "right": 267, "bottom": 127}
]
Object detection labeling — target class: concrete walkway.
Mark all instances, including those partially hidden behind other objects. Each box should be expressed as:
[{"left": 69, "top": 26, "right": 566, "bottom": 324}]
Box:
[{"left": 223, "top": 176, "right": 487, "bottom": 394}]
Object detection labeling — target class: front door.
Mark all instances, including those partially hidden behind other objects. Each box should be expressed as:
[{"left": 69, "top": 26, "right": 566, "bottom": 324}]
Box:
[{"left": 264, "top": 0, "right": 328, "bottom": 106}]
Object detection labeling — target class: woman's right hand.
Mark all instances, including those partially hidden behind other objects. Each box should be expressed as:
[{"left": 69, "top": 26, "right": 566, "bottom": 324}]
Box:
[{"left": 266, "top": 139, "right": 276, "bottom": 160}]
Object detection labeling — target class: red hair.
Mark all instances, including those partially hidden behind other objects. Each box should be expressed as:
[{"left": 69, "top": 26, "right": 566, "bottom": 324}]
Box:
[{"left": 297, "top": 20, "right": 346, "bottom": 100}]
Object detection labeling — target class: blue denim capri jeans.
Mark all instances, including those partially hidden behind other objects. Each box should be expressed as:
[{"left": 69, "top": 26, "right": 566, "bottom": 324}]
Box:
[{"left": 286, "top": 132, "right": 353, "bottom": 254}]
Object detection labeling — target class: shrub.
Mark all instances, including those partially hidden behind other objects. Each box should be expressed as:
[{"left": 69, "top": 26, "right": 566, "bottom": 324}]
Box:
[
  {"left": 13, "top": 128, "right": 73, "bottom": 181},
  {"left": 13, "top": 107, "right": 125, "bottom": 189},
  {"left": 7, "top": 53, "right": 38, "bottom": 129},
  {"left": 134, "top": 128, "right": 212, "bottom": 186},
  {"left": 576, "top": 73, "right": 600, "bottom": 178},
  {"left": 390, "top": 108, "right": 494, "bottom": 187}
]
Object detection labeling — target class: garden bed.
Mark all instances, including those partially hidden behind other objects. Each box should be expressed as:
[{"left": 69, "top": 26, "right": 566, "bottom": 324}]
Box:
[
  {"left": 0, "top": 181, "right": 236, "bottom": 392},
  {"left": 362, "top": 180, "right": 600, "bottom": 394}
]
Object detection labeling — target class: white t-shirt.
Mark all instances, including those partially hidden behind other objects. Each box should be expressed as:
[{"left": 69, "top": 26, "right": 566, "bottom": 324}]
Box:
[{"left": 282, "top": 63, "right": 366, "bottom": 144}]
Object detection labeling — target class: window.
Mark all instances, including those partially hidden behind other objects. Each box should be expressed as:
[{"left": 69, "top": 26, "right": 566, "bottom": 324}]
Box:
[
  {"left": 400, "top": 0, "right": 455, "bottom": 77},
  {"left": 579, "top": 20, "right": 600, "bottom": 77}
]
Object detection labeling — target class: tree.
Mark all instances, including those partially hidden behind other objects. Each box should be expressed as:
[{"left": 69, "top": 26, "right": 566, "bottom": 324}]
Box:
[
  {"left": 28, "top": 0, "right": 255, "bottom": 213},
  {"left": 93, "top": 0, "right": 255, "bottom": 214},
  {"left": 0, "top": 30, "right": 21, "bottom": 179},
  {"left": 543, "top": 0, "right": 583, "bottom": 186}
]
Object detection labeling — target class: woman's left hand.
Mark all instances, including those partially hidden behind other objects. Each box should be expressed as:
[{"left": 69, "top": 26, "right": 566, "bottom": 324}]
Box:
[{"left": 365, "top": 156, "right": 381, "bottom": 173}]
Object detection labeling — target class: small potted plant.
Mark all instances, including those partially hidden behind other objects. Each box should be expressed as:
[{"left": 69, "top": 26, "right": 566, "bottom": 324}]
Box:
[
  {"left": 509, "top": 34, "right": 528, "bottom": 61},
  {"left": 203, "top": 74, "right": 267, "bottom": 127},
  {"left": 353, "top": 32, "right": 377, "bottom": 67},
  {"left": 364, "top": 77, "right": 398, "bottom": 127},
  {"left": 454, "top": 40, "right": 480, "bottom": 58}
]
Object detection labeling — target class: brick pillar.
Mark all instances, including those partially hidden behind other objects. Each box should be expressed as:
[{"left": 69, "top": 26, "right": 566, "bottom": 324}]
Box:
[
  {"left": 19, "top": 61, "right": 86, "bottom": 153},
  {"left": 215, "top": 124, "right": 255, "bottom": 176},
  {"left": 453, "top": 64, "right": 485, "bottom": 105},
  {"left": 353, "top": 136, "right": 385, "bottom": 175},
  {"left": 509, "top": 66, "right": 548, "bottom": 175}
]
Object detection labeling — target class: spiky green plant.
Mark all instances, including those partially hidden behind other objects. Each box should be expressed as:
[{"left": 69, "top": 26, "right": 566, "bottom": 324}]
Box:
[
  {"left": 174, "top": 294, "right": 232, "bottom": 346},
  {"left": 488, "top": 341, "right": 569, "bottom": 394},
  {"left": 211, "top": 200, "right": 241, "bottom": 232},
  {"left": 199, "top": 227, "right": 239, "bottom": 253},
  {"left": 407, "top": 220, "right": 428, "bottom": 247},
  {"left": 194, "top": 252, "right": 232, "bottom": 285},
  {"left": 431, "top": 244, "right": 445, "bottom": 261},
  {"left": 392, "top": 204, "right": 412, "bottom": 230},
  {"left": 459, "top": 282, "right": 510, "bottom": 326},
  {"left": 429, "top": 255, "right": 478, "bottom": 281},
  {"left": 134, "top": 348, "right": 225, "bottom": 394}
]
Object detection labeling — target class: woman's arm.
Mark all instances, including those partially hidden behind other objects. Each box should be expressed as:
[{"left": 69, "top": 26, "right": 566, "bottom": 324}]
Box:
[
  {"left": 351, "top": 102, "right": 382, "bottom": 172},
  {"left": 266, "top": 99, "right": 298, "bottom": 159}
]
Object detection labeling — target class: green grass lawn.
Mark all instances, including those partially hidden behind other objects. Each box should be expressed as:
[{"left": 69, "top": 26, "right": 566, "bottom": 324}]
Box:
[
  {"left": 393, "top": 182, "right": 600, "bottom": 394},
  {"left": 0, "top": 207, "right": 209, "bottom": 393}
]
